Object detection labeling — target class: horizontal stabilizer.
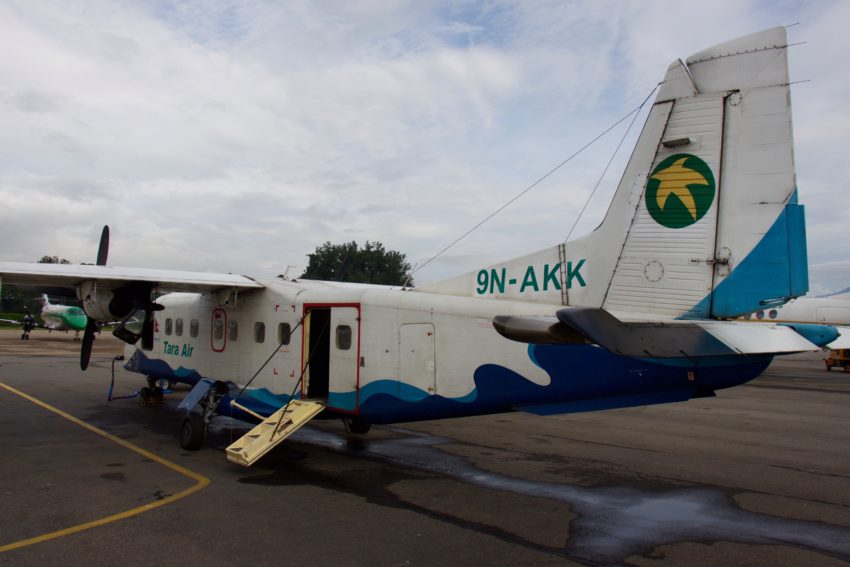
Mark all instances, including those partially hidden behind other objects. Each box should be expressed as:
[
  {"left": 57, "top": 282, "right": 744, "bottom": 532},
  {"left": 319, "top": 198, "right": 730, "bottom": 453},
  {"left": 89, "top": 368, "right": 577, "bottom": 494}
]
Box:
[
  {"left": 494, "top": 307, "right": 820, "bottom": 357},
  {"left": 777, "top": 323, "right": 839, "bottom": 348},
  {"left": 556, "top": 307, "right": 732, "bottom": 357},
  {"left": 826, "top": 326, "right": 850, "bottom": 349}
]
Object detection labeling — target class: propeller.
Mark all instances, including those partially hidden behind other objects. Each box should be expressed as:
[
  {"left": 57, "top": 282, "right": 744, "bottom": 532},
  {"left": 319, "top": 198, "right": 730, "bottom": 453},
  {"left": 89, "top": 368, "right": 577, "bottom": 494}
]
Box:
[
  {"left": 81, "top": 225, "right": 109, "bottom": 370},
  {"left": 96, "top": 225, "right": 109, "bottom": 266},
  {"left": 80, "top": 318, "right": 99, "bottom": 371}
]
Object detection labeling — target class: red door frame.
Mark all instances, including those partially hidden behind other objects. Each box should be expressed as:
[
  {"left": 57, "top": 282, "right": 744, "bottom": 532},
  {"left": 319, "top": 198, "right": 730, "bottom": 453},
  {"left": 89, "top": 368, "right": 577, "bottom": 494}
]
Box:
[{"left": 301, "top": 302, "right": 361, "bottom": 414}]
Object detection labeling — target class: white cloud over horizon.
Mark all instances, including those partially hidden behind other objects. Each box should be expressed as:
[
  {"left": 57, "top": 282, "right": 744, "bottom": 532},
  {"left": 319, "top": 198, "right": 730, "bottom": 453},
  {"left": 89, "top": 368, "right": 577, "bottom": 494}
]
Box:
[{"left": 1, "top": 1, "right": 848, "bottom": 296}]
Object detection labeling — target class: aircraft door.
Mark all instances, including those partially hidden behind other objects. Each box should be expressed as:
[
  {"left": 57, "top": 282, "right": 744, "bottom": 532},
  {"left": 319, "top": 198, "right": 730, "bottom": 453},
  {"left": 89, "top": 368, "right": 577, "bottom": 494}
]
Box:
[
  {"left": 327, "top": 306, "right": 360, "bottom": 411},
  {"left": 399, "top": 324, "right": 435, "bottom": 399}
]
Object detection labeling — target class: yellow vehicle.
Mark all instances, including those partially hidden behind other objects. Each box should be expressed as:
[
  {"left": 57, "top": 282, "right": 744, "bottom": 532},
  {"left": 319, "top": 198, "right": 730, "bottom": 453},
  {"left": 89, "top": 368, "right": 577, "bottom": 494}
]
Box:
[{"left": 824, "top": 349, "right": 850, "bottom": 372}]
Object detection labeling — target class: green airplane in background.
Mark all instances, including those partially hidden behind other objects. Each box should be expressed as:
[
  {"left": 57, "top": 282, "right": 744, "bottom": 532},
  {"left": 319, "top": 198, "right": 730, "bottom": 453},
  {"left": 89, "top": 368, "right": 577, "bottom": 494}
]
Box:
[
  {"left": 37, "top": 294, "right": 88, "bottom": 336},
  {"left": 1, "top": 294, "right": 88, "bottom": 340}
]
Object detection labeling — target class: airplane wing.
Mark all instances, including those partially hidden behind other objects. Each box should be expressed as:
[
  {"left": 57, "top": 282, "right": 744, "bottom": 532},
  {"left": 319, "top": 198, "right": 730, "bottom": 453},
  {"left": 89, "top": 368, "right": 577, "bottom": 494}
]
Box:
[
  {"left": 1, "top": 256, "right": 266, "bottom": 370},
  {"left": 493, "top": 307, "right": 824, "bottom": 357},
  {"left": 0, "top": 262, "right": 263, "bottom": 293}
]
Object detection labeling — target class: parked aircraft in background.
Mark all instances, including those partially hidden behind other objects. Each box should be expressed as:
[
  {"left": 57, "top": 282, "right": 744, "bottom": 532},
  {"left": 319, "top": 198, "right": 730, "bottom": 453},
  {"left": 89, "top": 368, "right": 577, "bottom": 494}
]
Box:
[
  {"left": 746, "top": 294, "right": 850, "bottom": 326},
  {"left": 37, "top": 294, "right": 89, "bottom": 337},
  {"left": 0, "top": 294, "right": 89, "bottom": 339},
  {"left": 0, "top": 309, "right": 37, "bottom": 340},
  {"left": 1, "top": 27, "right": 840, "bottom": 467}
]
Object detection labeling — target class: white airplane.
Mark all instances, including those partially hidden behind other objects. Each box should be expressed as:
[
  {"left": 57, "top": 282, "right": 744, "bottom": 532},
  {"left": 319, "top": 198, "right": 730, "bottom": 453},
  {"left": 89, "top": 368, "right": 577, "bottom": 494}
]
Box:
[
  {"left": 745, "top": 294, "right": 850, "bottom": 326},
  {"left": 0, "top": 27, "right": 839, "bottom": 466}
]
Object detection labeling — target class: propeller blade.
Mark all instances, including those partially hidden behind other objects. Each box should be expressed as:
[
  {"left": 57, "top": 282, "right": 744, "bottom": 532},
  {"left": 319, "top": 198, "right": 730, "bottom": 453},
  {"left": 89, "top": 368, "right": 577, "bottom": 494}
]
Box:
[
  {"left": 97, "top": 225, "right": 110, "bottom": 266},
  {"left": 80, "top": 319, "right": 98, "bottom": 370}
]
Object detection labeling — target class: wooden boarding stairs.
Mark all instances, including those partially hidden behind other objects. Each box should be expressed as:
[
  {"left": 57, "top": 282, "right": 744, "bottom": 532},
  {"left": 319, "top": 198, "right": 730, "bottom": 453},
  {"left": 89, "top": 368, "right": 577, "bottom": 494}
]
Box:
[{"left": 225, "top": 399, "right": 324, "bottom": 467}]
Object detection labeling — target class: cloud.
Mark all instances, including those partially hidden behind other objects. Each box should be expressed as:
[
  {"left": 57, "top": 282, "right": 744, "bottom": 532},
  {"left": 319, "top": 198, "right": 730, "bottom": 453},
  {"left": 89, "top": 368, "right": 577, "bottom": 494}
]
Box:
[{"left": 0, "top": 0, "right": 847, "bottom": 295}]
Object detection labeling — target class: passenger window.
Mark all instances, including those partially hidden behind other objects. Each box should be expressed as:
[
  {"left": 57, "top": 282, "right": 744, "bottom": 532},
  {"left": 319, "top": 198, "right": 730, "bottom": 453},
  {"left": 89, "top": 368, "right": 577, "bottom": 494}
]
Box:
[
  {"left": 175, "top": 318, "right": 183, "bottom": 336},
  {"left": 336, "top": 325, "right": 352, "bottom": 350},
  {"left": 213, "top": 317, "right": 224, "bottom": 340},
  {"left": 228, "top": 320, "right": 238, "bottom": 341},
  {"left": 254, "top": 322, "right": 265, "bottom": 343},
  {"left": 190, "top": 319, "right": 199, "bottom": 338},
  {"left": 278, "top": 323, "right": 291, "bottom": 345},
  {"left": 165, "top": 318, "right": 173, "bottom": 336}
]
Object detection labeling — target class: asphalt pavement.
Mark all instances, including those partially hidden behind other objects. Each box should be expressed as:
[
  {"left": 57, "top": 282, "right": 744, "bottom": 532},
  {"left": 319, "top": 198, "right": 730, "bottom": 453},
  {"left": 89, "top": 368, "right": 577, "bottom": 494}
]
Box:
[{"left": 0, "top": 329, "right": 848, "bottom": 566}]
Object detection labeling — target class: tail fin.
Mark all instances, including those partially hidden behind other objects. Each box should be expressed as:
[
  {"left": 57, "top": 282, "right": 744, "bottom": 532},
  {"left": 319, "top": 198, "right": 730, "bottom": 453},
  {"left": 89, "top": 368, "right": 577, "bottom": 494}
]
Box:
[
  {"left": 40, "top": 293, "right": 50, "bottom": 308},
  {"left": 422, "top": 27, "right": 806, "bottom": 320}
]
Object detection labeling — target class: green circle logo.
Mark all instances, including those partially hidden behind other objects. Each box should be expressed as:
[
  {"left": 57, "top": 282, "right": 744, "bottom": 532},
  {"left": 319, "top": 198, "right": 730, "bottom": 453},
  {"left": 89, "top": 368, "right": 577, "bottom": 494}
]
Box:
[{"left": 645, "top": 153, "right": 715, "bottom": 229}]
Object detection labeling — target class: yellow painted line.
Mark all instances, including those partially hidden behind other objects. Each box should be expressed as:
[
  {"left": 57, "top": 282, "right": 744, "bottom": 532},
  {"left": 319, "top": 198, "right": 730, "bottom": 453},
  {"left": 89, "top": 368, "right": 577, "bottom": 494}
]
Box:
[{"left": 0, "top": 382, "right": 211, "bottom": 553}]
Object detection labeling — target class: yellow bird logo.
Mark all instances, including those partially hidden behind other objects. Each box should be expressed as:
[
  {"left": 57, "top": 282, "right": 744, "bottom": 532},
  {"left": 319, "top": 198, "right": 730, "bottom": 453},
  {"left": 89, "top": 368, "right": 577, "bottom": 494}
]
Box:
[{"left": 650, "top": 157, "right": 710, "bottom": 221}]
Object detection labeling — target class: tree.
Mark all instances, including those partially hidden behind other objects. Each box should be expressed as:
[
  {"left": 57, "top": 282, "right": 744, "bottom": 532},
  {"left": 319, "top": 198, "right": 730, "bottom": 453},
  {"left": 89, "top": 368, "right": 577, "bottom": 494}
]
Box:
[
  {"left": 301, "top": 241, "right": 413, "bottom": 286},
  {"left": 38, "top": 256, "right": 71, "bottom": 264},
  {"left": 1, "top": 255, "right": 72, "bottom": 312}
]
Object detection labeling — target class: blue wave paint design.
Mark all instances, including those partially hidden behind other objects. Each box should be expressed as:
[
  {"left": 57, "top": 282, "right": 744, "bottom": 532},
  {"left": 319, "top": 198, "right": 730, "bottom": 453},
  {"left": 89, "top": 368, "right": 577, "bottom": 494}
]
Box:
[
  {"left": 125, "top": 344, "right": 772, "bottom": 425},
  {"left": 355, "top": 344, "right": 772, "bottom": 424},
  {"left": 124, "top": 350, "right": 204, "bottom": 385}
]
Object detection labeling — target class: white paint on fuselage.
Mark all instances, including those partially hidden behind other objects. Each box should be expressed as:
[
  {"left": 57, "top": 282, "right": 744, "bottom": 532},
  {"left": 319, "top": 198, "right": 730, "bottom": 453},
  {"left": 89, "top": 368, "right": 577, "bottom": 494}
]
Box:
[{"left": 127, "top": 279, "right": 554, "bottom": 404}]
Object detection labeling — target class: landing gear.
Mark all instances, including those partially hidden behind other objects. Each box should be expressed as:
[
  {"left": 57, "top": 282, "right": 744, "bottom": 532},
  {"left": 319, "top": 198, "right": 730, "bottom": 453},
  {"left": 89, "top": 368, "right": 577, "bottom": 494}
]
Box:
[
  {"left": 139, "top": 378, "right": 166, "bottom": 406},
  {"left": 178, "top": 380, "right": 228, "bottom": 451},
  {"left": 344, "top": 417, "right": 372, "bottom": 435},
  {"left": 180, "top": 413, "right": 206, "bottom": 451}
]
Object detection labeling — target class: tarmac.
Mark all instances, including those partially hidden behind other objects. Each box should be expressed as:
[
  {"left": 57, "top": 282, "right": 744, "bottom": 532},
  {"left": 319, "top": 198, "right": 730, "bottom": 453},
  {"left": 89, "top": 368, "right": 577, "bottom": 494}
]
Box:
[{"left": 0, "top": 328, "right": 849, "bottom": 566}]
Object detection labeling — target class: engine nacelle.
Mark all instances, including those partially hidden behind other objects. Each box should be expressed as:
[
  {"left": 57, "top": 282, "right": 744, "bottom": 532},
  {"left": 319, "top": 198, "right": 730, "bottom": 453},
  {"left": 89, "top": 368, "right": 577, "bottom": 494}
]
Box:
[{"left": 79, "top": 280, "right": 145, "bottom": 321}]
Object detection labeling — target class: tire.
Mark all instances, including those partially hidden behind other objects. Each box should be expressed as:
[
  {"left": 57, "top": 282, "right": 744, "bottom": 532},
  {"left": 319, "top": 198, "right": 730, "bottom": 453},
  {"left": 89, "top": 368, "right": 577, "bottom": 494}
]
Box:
[
  {"left": 180, "top": 413, "right": 206, "bottom": 451},
  {"left": 139, "top": 387, "right": 152, "bottom": 405},
  {"left": 347, "top": 417, "right": 372, "bottom": 435}
]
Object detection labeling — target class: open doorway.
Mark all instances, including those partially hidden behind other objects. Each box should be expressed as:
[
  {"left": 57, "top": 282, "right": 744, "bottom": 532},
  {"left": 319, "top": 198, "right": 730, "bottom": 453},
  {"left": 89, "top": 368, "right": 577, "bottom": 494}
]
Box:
[{"left": 305, "top": 307, "right": 330, "bottom": 399}]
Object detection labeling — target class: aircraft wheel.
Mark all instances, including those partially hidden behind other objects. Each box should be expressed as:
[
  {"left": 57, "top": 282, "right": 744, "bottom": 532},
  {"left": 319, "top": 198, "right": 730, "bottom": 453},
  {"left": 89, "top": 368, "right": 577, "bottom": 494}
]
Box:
[
  {"left": 347, "top": 417, "right": 371, "bottom": 435},
  {"left": 139, "top": 387, "right": 152, "bottom": 405},
  {"left": 180, "top": 413, "right": 206, "bottom": 451}
]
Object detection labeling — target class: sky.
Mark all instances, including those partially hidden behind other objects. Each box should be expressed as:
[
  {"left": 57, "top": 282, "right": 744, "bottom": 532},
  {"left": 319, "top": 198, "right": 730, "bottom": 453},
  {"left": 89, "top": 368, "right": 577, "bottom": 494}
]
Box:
[{"left": 0, "top": 0, "right": 848, "bottom": 295}]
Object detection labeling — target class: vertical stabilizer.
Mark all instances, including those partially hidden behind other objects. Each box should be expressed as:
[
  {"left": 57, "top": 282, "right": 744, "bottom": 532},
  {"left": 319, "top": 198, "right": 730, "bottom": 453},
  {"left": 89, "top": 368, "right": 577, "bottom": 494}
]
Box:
[{"left": 419, "top": 27, "right": 806, "bottom": 320}]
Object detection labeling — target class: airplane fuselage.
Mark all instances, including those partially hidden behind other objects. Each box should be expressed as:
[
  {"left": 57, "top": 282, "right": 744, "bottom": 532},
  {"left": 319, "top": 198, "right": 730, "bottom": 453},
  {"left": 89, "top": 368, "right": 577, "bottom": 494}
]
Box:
[
  {"left": 40, "top": 304, "right": 88, "bottom": 332},
  {"left": 124, "top": 278, "right": 772, "bottom": 424}
]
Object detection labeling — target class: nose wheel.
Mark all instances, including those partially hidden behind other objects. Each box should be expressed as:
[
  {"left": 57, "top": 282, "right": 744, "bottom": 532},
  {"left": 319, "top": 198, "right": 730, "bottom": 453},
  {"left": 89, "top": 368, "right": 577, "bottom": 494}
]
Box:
[
  {"left": 178, "top": 380, "right": 228, "bottom": 450},
  {"left": 180, "top": 413, "right": 207, "bottom": 451}
]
